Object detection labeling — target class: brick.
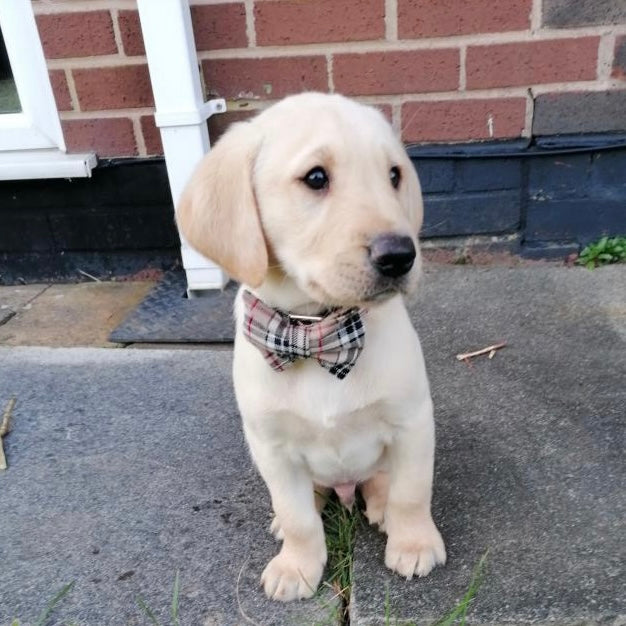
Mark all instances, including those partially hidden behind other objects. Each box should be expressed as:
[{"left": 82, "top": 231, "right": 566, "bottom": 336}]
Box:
[
  {"left": 528, "top": 155, "right": 592, "bottom": 200},
  {"left": 202, "top": 56, "right": 327, "bottom": 100},
  {"left": 543, "top": 0, "right": 626, "bottom": 28},
  {"left": 36, "top": 11, "right": 117, "bottom": 59},
  {"left": 412, "top": 159, "right": 455, "bottom": 193},
  {"left": 49, "top": 70, "right": 72, "bottom": 111},
  {"left": 255, "top": 0, "right": 384, "bottom": 46},
  {"left": 466, "top": 38, "right": 599, "bottom": 89},
  {"left": 140, "top": 115, "right": 163, "bottom": 156},
  {"left": 334, "top": 50, "right": 459, "bottom": 96},
  {"left": 398, "top": 0, "right": 531, "bottom": 38},
  {"left": 0, "top": 212, "right": 53, "bottom": 252},
  {"left": 208, "top": 110, "right": 257, "bottom": 143},
  {"left": 456, "top": 159, "right": 522, "bottom": 192},
  {"left": 350, "top": 102, "right": 393, "bottom": 123},
  {"left": 612, "top": 36, "right": 626, "bottom": 81},
  {"left": 191, "top": 4, "right": 248, "bottom": 51},
  {"left": 401, "top": 99, "right": 526, "bottom": 143},
  {"left": 120, "top": 6, "right": 249, "bottom": 57},
  {"left": 526, "top": 198, "right": 624, "bottom": 244},
  {"left": 62, "top": 118, "right": 137, "bottom": 157},
  {"left": 0, "top": 177, "right": 92, "bottom": 210},
  {"left": 591, "top": 151, "right": 626, "bottom": 195},
  {"left": 118, "top": 10, "right": 145, "bottom": 56},
  {"left": 91, "top": 161, "right": 172, "bottom": 207},
  {"left": 373, "top": 103, "right": 392, "bottom": 123},
  {"left": 533, "top": 90, "right": 626, "bottom": 135},
  {"left": 73, "top": 65, "right": 154, "bottom": 111},
  {"left": 422, "top": 190, "right": 521, "bottom": 237},
  {"left": 50, "top": 206, "right": 178, "bottom": 250}
]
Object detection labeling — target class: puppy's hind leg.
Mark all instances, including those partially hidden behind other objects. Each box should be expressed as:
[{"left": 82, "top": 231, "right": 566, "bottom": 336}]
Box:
[
  {"left": 314, "top": 484, "right": 332, "bottom": 513},
  {"left": 361, "top": 471, "right": 389, "bottom": 530}
]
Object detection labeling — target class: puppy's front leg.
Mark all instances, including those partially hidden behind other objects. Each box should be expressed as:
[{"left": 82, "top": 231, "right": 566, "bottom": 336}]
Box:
[
  {"left": 384, "top": 398, "right": 446, "bottom": 579},
  {"left": 248, "top": 435, "right": 327, "bottom": 601}
]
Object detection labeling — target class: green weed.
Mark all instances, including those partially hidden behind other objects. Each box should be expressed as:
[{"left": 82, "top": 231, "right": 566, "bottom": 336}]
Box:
[
  {"left": 433, "top": 550, "right": 489, "bottom": 626},
  {"left": 9, "top": 581, "right": 75, "bottom": 626},
  {"left": 577, "top": 235, "right": 626, "bottom": 269},
  {"left": 380, "top": 550, "right": 489, "bottom": 626},
  {"left": 321, "top": 495, "right": 363, "bottom": 608},
  {"left": 136, "top": 570, "right": 181, "bottom": 626}
]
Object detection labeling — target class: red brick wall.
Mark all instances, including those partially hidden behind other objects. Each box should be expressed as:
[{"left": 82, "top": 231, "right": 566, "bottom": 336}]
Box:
[{"left": 32, "top": 0, "right": 626, "bottom": 158}]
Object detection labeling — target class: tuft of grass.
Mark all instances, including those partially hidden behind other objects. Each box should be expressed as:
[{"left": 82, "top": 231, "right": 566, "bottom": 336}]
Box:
[
  {"left": 321, "top": 493, "right": 488, "bottom": 626},
  {"left": 311, "top": 601, "right": 344, "bottom": 626},
  {"left": 321, "top": 494, "right": 363, "bottom": 610},
  {"left": 136, "top": 570, "right": 181, "bottom": 626},
  {"left": 136, "top": 594, "right": 160, "bottom": 626},
  {"left": 433, "top": 549, "right": 489, "bottom": 626},
  {"left": 170, "top": 570, "right": 180, "bottom": 626},
  {"left": 577, "top": 235, "right": 626, "bottom": 269},
  {"left": 32, "top": 581, "right": 75, "bottom": 626},
  {"left": 381, "top": 550, "right": 489, "bottom": 626}
]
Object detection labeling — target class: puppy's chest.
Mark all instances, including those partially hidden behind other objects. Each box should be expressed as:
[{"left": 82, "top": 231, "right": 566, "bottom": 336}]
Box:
[{"left": 280, "top": 401, "right": 394, "bottom": 485}]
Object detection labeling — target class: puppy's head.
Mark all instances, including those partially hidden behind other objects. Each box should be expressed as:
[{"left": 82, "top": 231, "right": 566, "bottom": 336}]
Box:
[{"left": 177, "top": 93, "right": 424, "bottom": 307}]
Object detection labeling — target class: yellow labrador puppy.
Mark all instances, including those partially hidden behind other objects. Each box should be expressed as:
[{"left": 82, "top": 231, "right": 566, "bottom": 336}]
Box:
[{"left": 177, "top": 92, "right": 446, "bottom": 601}]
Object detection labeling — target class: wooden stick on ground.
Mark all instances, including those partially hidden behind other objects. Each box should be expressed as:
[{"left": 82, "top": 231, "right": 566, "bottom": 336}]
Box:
[
  {"left": 456, "top": 342, "right": 507, "bottom": 362},
  {"left": 0, "top": 397, "right": 16, "bottom": 470}
]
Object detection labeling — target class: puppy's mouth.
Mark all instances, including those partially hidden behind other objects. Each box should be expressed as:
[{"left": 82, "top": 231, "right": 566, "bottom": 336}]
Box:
[
  {"left": 361, "top": 278, "right": 410, "bottom": 303},
  {"left": 306, "top": 276, "right": 408, "bottom": 309},
  {"left": 364, "top": 286, "right": 399, "bottom": 302},
  {"left": 300, "top": 251, "right": 419, "bottom": 308}
]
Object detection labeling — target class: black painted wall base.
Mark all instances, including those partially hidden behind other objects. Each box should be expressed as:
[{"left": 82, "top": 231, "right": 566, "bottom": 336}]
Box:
[
  {"left": 411, "top": 134, "right": 626, "bottom": 250},
  {"left": 0, "top": 250, "right": 180, "bottom": 284},
  {"left": 1, "top": 135, "right": 624, "bottom": 284},
  {"left": 0, "top": 160, "right": 180, "bottom": 284}
]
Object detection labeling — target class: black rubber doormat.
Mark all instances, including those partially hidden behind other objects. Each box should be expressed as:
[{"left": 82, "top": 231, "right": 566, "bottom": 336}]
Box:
[{"left": 110, "top": 270, "right": 237, "bottom": 343}]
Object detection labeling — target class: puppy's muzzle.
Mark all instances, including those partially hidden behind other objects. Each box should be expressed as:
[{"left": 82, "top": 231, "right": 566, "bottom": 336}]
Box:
[{"left": 369, "top": 233, "right": 416, "bottom": 278}]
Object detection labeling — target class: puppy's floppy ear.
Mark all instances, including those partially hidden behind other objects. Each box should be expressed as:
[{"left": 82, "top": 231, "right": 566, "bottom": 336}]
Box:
[
  {"left": 176, "top": 121, "right": 267, "bottom": 287},
  {"left": 404, "top": 159, "right": 424, "bottom": 234}
]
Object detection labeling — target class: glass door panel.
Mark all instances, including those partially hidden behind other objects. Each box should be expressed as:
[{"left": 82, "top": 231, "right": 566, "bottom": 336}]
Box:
[{"left": 0, "top": 26, "right": 21, "bottom": 113}]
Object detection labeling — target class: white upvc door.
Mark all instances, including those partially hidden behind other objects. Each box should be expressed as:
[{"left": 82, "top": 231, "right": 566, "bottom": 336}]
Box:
[
  {"left": 0, "top": 0, "right": 95, "bottom": 179},
  {"left": 137, "top": 0, "right": 229, "bottom": 293}
]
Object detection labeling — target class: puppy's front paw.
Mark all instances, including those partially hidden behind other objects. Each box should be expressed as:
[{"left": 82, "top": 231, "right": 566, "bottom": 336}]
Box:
[
  {"left": 261, "top": 547, "right": 326, "bottom": 601},
  {"left": 385, "top": 517, "right": 446, "bottom": 580}
]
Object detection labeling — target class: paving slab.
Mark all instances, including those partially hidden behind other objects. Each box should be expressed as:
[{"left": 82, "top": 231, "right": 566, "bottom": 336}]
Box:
[
  {"left": 0, "top": 282, "right": 155, "bottom": 347},
  {"left": 351, "top": 266, "right": 625, "bottom": 625},
  {"left": 0, "top": 284, "right": 48, "bottom": 326},
  {"left": 0, "top": 347, "right": 340, "bottom": 626}
]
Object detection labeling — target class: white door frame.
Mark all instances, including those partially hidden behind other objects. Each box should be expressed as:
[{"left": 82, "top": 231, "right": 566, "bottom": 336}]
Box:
[
  {"left": 0, "top": 0, "right": 62, "bottom": 151},
  {"left": 0, "top": 0, "right": 95, "bottom": 179},
  {"left": 137, "top": 0, "right": 228, "bottom": 293}
]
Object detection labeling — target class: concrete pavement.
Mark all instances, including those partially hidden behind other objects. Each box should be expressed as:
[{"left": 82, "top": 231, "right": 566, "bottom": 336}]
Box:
[{"left": 0, "top": 265, "right": 624, "bottom": 625}]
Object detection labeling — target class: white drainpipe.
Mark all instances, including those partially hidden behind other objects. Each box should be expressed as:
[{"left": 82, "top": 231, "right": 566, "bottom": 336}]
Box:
[{"left": 136, "top": 0, "right": 228, "bottom": 294}]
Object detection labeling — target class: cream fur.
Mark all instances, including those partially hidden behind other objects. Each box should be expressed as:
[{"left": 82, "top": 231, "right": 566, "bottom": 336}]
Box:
[{"left": 177, "top": 92, "right": 446, "bottom": 602}]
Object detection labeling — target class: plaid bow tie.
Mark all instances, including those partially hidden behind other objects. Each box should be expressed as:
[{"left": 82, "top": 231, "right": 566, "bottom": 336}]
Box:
[{"left": 242, "top": 290, "right": 365, "bottom": 380}]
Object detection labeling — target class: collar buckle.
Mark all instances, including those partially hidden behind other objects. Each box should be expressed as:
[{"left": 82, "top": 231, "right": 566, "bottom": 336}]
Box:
[{"left": 287, "top": 313, "right": 324, "bottom": 323}]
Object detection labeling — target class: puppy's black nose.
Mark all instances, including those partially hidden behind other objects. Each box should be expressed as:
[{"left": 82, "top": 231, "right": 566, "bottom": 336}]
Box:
[{"left": 369, "top": 234, "right": 416, "bottom": 278}]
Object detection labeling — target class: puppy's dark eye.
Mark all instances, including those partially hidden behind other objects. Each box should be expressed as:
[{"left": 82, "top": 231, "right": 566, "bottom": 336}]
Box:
[
  {"left": 302, "top": 166, "right": 329, "bottom": 191},
  {"left": 390, "top": 166, "right": 401, "bottom": 189}
]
